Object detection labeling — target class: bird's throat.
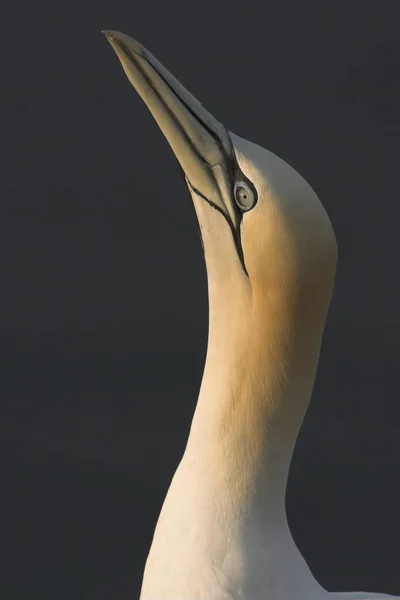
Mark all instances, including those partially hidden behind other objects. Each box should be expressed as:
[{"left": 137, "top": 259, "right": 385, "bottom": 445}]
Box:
[
  {"left": 140, "top": 283, "right": 330, "bottom": 597},
  {"left": 177, "top": 284, "right": 326, "bottom": 530}
]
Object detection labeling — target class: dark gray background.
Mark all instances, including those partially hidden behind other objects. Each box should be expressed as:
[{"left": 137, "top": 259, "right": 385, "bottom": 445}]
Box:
[{"left": 1, "top": 0, "right": 399, "bottom": 598}]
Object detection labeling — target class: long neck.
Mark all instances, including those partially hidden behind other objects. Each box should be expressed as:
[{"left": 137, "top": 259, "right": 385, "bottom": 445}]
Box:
[
  {"left": 184, "top": 274, "right": 331, "bottom": 530},
  {"left": 140, "top": 273, "right": 333, "bottom": 599}
]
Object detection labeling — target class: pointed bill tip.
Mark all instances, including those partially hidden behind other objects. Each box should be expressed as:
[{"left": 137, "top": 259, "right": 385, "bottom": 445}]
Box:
[
  {"left": 102, "top": 30, "right": 118, "bottom": 42},
  {"left": 101, "top": 30, "right": 145, "bottom": 57}
]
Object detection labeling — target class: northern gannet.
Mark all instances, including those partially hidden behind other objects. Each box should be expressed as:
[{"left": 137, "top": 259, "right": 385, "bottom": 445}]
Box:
[{"left": 103, "top": 30, "right": 398, "bottom": 600}]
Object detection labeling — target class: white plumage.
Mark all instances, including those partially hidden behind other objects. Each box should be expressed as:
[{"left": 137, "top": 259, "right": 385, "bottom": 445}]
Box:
[{"left": 104, "top": 30, "right": 398, "bottom": 600}]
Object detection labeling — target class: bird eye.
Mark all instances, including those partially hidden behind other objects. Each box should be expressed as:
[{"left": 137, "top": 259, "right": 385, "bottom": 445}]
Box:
[{"left": 234, "top": 181, "right": 257, "bottom": 212}]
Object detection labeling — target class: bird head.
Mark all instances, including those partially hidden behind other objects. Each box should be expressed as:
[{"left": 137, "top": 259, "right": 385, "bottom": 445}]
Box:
[{"left": 103, "top": 31, "right": 337, "bottom": 350}]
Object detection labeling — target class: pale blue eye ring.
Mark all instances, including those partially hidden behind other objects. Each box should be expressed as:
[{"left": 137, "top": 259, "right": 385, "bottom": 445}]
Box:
[{"left": 234, "top": 181, "right": 256, "bottom": 212}]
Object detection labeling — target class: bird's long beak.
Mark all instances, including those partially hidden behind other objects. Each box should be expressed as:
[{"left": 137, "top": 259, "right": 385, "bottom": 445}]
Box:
[{"left": 103, "top": 30, "right": 240, "bottom": 233}]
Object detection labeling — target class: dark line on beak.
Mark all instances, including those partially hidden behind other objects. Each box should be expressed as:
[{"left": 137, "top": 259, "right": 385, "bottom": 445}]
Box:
[
  {"left": 115, "top": 40, "right": 231, "bottom": 169},
  {"left": 186, "top": 179, "right": 248, "bottom": 277},
  {"left": 113, "top": 39, "right": 247, "bottom": 276}
]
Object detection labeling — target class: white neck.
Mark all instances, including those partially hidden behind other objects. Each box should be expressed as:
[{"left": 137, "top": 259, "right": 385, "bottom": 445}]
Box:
[{"left": 140, "top": 267, "right": 333, "bottom": 598}]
